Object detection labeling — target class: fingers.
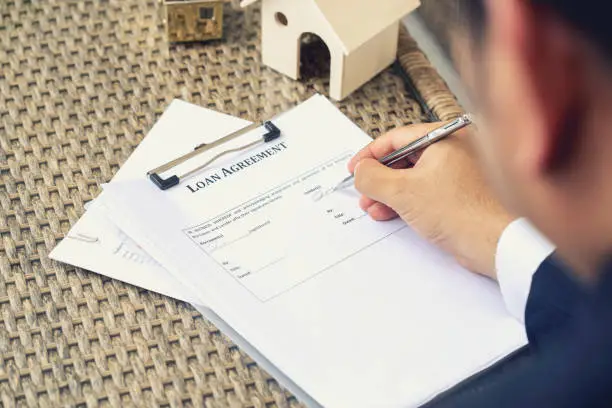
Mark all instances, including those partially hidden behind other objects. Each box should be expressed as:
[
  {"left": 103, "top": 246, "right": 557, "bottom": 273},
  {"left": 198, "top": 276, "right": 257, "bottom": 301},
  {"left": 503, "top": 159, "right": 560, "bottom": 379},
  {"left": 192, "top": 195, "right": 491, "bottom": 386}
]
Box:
[
  {"left": 359, "top": 196, "right": 398, "bottom": 221},
  {"left": 347, "top": 122, "right": 444, "bottom": 173},
  {"left": 359, "top": 195, "right": 377, "bottom": 210},
  {"left": 353, "top": 158, "right": 413, "bottom": 209}
]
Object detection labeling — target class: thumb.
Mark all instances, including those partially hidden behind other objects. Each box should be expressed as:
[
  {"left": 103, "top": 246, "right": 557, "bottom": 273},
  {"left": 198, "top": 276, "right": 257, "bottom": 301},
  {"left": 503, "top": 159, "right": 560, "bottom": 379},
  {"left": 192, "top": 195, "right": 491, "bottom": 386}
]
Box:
[{"left": 353, "top": 158, "right": 412, "bottom": 208}]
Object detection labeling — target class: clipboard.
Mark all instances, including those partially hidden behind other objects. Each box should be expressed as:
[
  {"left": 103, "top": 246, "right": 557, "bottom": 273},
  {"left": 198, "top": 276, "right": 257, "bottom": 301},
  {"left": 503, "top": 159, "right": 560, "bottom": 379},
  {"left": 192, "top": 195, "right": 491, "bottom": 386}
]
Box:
[{"left": 147, "top": 120, "right": 281, "bottom": 190}]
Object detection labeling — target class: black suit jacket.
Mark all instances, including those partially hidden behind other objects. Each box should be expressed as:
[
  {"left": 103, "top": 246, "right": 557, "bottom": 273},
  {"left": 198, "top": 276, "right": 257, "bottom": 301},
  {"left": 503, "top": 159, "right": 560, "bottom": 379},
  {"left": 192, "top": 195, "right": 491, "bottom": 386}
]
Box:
[{"left": 439, "top": 255, "right": 612, "bottom": 407}]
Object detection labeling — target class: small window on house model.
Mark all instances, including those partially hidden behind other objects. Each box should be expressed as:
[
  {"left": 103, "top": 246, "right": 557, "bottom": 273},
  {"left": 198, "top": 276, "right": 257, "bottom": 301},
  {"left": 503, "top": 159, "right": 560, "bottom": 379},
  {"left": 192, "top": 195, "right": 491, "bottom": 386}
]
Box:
[{"left": 199, "top": 7, "right": 214, "bottom": 20}]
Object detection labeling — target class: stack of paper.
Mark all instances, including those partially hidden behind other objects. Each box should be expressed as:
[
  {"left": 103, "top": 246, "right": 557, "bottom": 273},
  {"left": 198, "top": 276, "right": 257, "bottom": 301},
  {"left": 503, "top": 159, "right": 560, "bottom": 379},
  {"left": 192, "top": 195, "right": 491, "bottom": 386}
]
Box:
[{"left": 51, "top": 95, "right": 527, "bottom": 407}]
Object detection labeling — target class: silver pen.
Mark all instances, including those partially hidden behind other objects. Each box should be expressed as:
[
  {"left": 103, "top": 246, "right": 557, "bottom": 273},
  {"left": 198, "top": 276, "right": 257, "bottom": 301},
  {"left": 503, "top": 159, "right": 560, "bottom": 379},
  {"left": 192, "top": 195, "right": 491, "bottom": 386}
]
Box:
[{"left": 319, "top": 114, "right": 473, "bottom": 198}]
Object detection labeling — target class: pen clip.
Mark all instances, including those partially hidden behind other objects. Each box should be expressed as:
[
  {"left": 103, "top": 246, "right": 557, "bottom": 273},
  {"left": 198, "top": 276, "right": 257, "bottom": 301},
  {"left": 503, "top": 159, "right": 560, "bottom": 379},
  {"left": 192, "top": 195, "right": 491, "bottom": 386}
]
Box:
[{"left": 380, "top": 114, "right": 472, "bottom": 167}]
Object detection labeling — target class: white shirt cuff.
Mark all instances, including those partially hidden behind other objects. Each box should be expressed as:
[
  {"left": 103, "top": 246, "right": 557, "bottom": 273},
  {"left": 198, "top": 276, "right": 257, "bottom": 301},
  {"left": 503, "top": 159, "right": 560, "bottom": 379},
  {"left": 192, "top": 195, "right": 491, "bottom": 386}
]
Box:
[{"left": 496, "top": 218, "right": 555, "bottom": 323}]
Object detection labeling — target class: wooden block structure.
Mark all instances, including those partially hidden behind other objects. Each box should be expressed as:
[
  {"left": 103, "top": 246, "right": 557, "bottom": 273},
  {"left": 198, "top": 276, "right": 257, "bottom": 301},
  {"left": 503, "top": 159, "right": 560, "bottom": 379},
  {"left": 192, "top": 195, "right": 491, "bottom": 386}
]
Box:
[
  {"left": 241, "top": 0, "right": 421, "bottom": 100},
  {"left": 161, "top": 0, "right": 225, "bottom": 43}
]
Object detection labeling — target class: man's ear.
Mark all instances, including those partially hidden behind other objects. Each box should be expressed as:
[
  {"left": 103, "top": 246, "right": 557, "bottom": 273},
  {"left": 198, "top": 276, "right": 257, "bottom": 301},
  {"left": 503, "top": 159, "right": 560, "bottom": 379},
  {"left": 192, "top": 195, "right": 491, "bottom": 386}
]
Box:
[
  {"left": 509, "top": 1, "right": 583, "bottom": 174},
  {"left": 534, "top": 12, "right": 585, "bottom": 173}
]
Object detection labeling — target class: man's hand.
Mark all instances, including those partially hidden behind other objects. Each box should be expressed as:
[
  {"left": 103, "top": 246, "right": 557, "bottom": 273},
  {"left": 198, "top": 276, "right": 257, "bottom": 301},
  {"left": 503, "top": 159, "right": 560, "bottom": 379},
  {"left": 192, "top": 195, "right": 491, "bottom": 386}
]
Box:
[{"left": 348, "top": 122, "right": 513, "bottom": 279}]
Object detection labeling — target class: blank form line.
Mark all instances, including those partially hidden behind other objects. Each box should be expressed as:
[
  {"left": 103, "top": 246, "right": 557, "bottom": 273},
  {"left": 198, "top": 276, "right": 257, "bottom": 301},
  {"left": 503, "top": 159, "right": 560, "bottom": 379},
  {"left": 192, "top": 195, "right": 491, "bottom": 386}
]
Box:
[
  {"left": 208, "top": 221, "right": 272, "bottom": 254},
  {"left": 253, "top": 257, "right": 285, "bottom": 275},
  {"left": 208, "top": 232, "right": 251, "bottom": 254}
]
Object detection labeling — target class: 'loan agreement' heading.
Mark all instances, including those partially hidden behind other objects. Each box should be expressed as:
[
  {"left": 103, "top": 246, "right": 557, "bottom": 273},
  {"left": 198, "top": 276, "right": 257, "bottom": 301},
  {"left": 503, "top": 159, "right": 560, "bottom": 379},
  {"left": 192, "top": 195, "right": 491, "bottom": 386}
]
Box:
[{"left": 185, "top": 141, "right": 288, "bottom": 193}]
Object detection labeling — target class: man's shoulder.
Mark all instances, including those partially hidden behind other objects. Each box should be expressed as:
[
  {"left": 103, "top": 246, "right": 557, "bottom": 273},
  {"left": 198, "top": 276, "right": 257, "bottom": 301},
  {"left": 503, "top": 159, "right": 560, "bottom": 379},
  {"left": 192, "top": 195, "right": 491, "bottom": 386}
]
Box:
[
  {"left": 541, "top": 257, "right": 612, "bottom": 406},
  {"left": 524, "top": 256, "right": 612, "bottom": 407}
]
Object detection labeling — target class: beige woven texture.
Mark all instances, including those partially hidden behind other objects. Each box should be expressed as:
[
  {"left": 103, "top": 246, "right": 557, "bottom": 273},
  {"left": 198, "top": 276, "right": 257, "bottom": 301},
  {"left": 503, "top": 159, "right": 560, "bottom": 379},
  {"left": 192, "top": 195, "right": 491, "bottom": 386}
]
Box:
[{"left": 0, "top": 0, "right": 462, "bottom": 406}]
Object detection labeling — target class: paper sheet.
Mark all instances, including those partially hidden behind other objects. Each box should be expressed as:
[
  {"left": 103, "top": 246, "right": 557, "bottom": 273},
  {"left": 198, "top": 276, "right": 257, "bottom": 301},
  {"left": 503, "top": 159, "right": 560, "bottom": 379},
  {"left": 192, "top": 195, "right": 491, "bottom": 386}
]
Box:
[{"left": 99, "top": 95, "right": 528, "bottom": 407}]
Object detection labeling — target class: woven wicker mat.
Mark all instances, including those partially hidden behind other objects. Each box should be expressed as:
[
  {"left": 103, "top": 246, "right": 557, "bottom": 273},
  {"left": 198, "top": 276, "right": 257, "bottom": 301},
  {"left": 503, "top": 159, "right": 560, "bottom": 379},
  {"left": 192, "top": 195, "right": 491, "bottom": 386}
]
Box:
[{"left": 0, "top": 1, "right": 462, "bottom": 406}]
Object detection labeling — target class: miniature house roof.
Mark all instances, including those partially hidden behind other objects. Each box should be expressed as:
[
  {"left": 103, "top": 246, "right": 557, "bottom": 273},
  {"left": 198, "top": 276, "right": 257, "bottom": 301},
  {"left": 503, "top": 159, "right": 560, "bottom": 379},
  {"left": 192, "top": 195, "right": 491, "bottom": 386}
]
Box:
[
  {"left": 313, "top": 0, "right": 420, "bottom": 53},
  {"left": 241, "top": 0, "right": 420, "bottom": 54}
]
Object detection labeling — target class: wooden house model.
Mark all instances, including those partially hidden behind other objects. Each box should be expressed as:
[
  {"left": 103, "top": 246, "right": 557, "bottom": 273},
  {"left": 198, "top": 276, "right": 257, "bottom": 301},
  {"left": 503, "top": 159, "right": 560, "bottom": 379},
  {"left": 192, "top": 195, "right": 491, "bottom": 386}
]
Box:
[
  {"left": 161, "top": 0, "right": 225, "bottom": 43},
  {"left": 240, "top": 0, "right": 420, "bottom": 100}
]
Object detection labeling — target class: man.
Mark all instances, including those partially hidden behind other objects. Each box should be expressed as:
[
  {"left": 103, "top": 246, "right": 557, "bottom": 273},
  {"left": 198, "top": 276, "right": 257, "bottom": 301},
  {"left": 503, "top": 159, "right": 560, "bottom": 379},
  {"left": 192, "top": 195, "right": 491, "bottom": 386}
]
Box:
[{"left": 350, "top": 0, "right": 612, "bottom": 406}]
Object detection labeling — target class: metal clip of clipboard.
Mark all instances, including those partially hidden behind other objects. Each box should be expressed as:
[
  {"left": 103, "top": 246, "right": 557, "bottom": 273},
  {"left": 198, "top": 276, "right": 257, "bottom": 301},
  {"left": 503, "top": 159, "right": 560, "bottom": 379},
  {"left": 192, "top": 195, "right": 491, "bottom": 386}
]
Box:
[{"left": 147, "top": 120, "right": 281, "bottom": 190}]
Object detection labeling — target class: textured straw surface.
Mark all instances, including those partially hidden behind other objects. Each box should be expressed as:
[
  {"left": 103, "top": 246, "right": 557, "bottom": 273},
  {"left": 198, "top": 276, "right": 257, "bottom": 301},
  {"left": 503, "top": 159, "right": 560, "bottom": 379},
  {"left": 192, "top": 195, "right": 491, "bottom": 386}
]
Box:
[{"left": 0, "top": 0, "right": 462, "bottom": 406}]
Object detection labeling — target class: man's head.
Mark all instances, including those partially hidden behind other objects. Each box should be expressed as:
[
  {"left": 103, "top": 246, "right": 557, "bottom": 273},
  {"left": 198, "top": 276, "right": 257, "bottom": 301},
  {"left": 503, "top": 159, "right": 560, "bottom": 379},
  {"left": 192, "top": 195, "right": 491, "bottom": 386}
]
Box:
[{"left": 454, "top": 0, "right": 612, "bottom": 277}]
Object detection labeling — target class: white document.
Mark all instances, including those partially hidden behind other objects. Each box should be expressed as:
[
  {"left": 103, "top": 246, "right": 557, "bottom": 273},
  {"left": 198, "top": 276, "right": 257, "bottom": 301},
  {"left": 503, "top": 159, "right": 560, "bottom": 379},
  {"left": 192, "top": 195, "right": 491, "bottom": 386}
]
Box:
[
  {"left": 99, "top": 95, "right": 527, "bottom": 407},
  {"left": 50, "top": 99, "right": 255, "bottom": 304}
]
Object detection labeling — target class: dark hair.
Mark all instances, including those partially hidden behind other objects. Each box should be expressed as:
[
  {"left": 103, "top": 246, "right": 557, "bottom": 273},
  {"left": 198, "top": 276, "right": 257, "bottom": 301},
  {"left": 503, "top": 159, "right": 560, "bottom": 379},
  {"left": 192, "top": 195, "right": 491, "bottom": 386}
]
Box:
[{"left": 460, "top": 0, "right": 612, "bottom": 59}]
